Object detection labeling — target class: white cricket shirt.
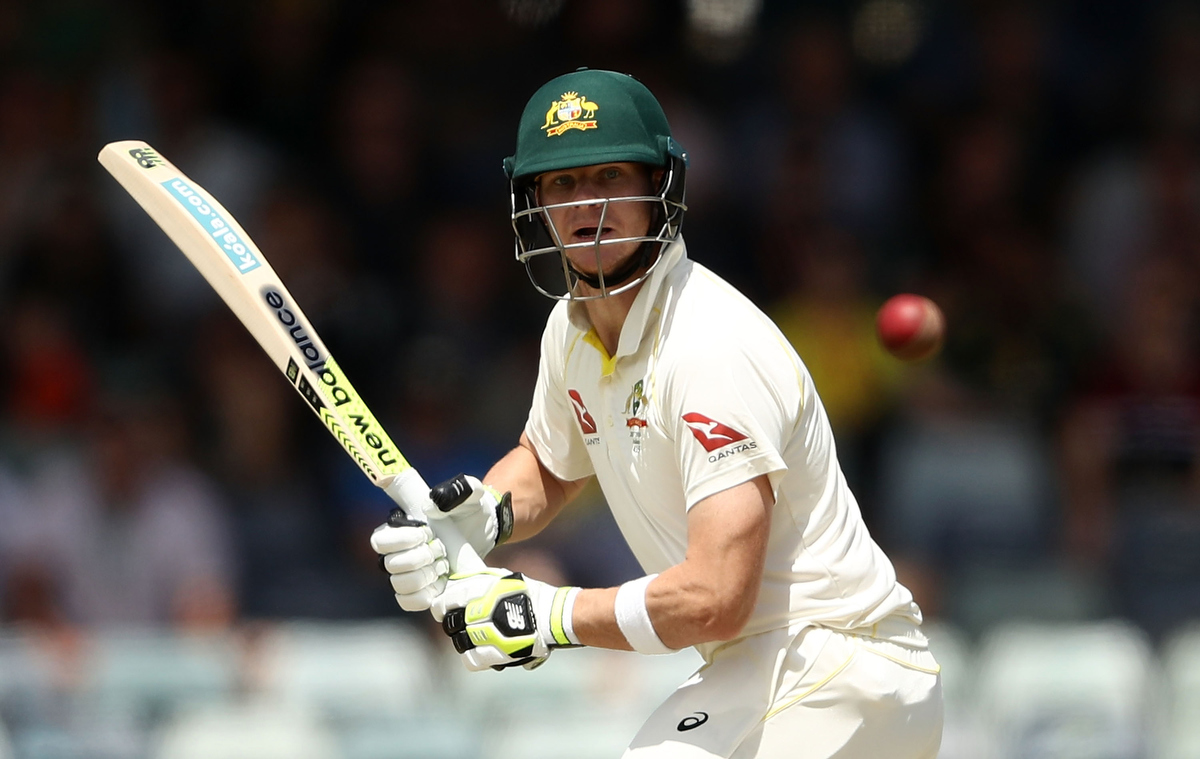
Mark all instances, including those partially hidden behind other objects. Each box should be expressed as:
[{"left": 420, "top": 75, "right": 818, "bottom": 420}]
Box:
[{"left": 524, "top": 240, "right": 920, "bottom": 649}]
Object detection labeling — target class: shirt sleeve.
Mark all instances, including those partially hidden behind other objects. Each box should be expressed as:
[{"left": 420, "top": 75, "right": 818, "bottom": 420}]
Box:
[
  {"left": 524, "top": 310, "right": 596, "bottom": 483},
  {"left": 659, "top": 333, "right": 798, "bottom": 511}
]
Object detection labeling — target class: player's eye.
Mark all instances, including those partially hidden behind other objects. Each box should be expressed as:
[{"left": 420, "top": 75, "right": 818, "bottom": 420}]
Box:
[
  {"left": 602, "top": 167, "right": 621, "bottom": 180},
  {"left": 551, "top": 174, "right": 573, "bottom": 187}
]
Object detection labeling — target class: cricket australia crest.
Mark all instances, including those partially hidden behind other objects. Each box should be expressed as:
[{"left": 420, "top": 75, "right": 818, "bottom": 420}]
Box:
[
  {"left": 624, "top": 379, "right": 648, "bottom": 452},
  {"left": 542, "top": 91, "right": 599, "bottom": 137}
]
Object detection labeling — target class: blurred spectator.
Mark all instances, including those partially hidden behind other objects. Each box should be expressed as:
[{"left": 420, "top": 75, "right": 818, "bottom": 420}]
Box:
[
  {"left": 877, "top": 369, "right": 1061, "bottom": 625},
  {"left": 327, "top": 57, "right": 424, "bottom": 281},
  {"left": 2, "top": 294, "right": 94, "bottom": 445},
  {"left": 923, "top": 108, "right": 1094, "bottom": 419},
  {"left": 0, "top": 463, "right": 30, "bottom": 619},
  {"left": 767, "top": 225, "right": 901, "bottom": 490},
  {"left": 1067, "top": 130, "right": 1200, "bottom": 332},
  {"left": 932, "top": 116, "right": 1026, "bottom": 247},
  {"left": 7, "top": 173, "right": 137, "bottom": 352},
  {"left": 1060, "top": 255, "right": 1200, "bottom": 637},
  {"left": 252, "top": 185, "right": 352, "bottom": 318},
  {"left": 240, "top": 0, "right": 336, "bottom": 154},
  {"left": 0, "top": 68, "right": 61, "bottom": 283},
  {"left": 195, "top": 313, "right": 374, "bottom": 619},
  {"left": 1066, "top": 6, "right": 1200, "bottom": 332},
  {"left": 900, "top": 1, "right": 1052, "bottom": 136},
  {"left": 1145, "top": 3, "right": 1200, "bottom": 136},
  {"left": 933, "top": 220, "right": 1093, "bottom": 420},
  {"left": 413, "top": 210, "right": 513, "bottom": 356},
  {"left": 383, "top": 210, "right": 516, "bottom": 485},
  {"left": 976, "top": 3, "right": 1048, "bottom": 121},
  {"left": 745, "top": 12, "right": 909, "bottom": 266},
  {"left": 5, "top": 382, "right": 235, "bottom": 629}
]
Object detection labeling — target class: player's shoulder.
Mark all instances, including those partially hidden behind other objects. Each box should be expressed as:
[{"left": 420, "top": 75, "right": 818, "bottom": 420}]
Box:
[
  {"left": 674, "top": 261, "right": 763, "bottom": 315},
  {"left": 665, "top": 261, "right": 795, "bottom": 360},
  {"left": 654, "top": 261, "right": 807, "bottom": 417}
]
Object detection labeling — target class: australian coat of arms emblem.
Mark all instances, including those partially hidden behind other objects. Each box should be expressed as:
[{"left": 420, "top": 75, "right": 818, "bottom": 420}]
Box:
[
  {"left": 624, "top": 378, "right": 648, "bottom": 450},
  {"left": 542, "top": 91, "right": 599, "bottom": 137}
]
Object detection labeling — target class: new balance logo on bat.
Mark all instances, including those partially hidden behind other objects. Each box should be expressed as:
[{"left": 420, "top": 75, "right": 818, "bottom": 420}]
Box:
[
  {"left": 128, "top": 147, "right": 163, "bottom": 169},
  {"left": 265, "top": 288, "right": 326, "bottom": 372},
  {"left": 267, "top": 289, "right": 398, "bottom": 475}
]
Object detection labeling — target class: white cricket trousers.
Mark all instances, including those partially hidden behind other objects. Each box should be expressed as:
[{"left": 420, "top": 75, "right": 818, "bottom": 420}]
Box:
[{"left": 622, "top": 618, "right": 943, "bottom": 759}]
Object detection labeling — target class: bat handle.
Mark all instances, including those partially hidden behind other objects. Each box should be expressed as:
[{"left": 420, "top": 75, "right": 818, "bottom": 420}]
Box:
[{"left": 384, "top": 469, "right": 488, "bottom": 574}]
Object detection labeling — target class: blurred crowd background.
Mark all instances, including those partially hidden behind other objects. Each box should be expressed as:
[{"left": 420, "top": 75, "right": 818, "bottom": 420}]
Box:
[{"left": 1, "top": 0, "right": 1199, "bottom": 756}]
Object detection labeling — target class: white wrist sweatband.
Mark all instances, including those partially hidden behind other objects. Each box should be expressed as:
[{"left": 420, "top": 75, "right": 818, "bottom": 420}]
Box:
[{"left": 614, "top": 574, "right": 675, "bottom": 655}]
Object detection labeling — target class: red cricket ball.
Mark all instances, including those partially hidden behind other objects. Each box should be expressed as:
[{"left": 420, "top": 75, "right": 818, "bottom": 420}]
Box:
[{"left": 875, "top": 294, "right": 945, "bottom": 361}]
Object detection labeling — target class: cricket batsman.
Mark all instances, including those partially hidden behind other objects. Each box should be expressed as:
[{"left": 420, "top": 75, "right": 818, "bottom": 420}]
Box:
[{"left": 372, "top": 68, "right": 943, "bottom": 758}]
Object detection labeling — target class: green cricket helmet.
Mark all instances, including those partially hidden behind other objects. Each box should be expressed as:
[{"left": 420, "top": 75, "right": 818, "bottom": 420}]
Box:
[{"left": 503, "top": 69, "right": 688, "bottom": 300}]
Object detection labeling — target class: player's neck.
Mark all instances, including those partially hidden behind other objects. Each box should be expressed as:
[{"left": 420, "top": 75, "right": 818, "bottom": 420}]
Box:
[{"left": 583, "top": 283, "right": 642, "bottom": 356}]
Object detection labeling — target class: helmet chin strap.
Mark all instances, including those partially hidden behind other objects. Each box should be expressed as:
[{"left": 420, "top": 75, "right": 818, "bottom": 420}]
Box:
[{"left": 568, "top": 240, "right": 658, "bottom": 292}]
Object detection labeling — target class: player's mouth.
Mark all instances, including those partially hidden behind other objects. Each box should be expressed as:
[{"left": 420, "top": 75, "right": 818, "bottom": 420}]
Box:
[{"left": 573, "top": 225, "right": 615, "bottom": 243}]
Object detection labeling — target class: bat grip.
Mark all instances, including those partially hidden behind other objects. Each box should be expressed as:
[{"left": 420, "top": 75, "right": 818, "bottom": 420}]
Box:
[{"left": 384, "top": 469, "right": 488, "bottom": 574}]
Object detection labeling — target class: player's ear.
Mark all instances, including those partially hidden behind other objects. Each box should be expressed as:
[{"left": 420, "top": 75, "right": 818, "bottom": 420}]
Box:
[{"left": 651, "top": 167, "right": 665, "bottom": 191}]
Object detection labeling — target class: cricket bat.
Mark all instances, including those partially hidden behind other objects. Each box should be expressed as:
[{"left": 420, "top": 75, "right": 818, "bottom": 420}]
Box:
[{"left": 98, "top": 140, "right": 485, "bottom": 575}]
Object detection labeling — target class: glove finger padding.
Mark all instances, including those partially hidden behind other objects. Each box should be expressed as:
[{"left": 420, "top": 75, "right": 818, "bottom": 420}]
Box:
[
  {"left": 371, "top": 523, "right": 436, "bottom": 555},
  {"left": 372, "top": 510, "right": 450, "bottom": 613},
  {"left": 389, "top": 559, "right": 449, "bottom": 595},
  {"left": 395, "top": 577, "right": 447, "bottom": 612},
  {"left": 381, "top": 540, "right": 447, "bottom": 574}
]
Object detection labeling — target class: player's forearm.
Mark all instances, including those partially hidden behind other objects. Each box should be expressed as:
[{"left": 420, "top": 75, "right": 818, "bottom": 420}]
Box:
[
  {"left": 572, "top": 479, "right": 772, "bottom": 651},
  {"left": 483, "top": 436, "right": 584, "bottom": 542},
  {"left": 648, "top": 560, "right": 763, "bottom": 646},
  {"left": 571, "top": 563, "right": 762, "bottom": 651},
  {"left": 570, "top": 587, "right": 631, "bottom": 650}
]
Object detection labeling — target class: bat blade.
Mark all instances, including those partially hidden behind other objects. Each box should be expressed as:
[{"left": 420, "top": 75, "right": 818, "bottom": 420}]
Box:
[{"left": 98, "top": 140, "right": 484, "bottom": 574}]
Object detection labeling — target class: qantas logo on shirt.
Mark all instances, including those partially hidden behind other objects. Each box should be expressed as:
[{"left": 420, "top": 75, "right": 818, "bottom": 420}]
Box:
[
  {"left": 682, "top": 413, "right": 748, "bottom": 452},
  {"left": 568, "top": 390, "right": 598, "bottom": 435}
]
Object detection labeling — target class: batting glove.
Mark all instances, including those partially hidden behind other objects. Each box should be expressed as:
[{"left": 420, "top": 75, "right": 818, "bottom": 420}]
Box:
[
  {"left": 427, "top": 474, "right": 514, "bottom": 558},
  {"left": 372, "top": 510, "right": 448, "bottom": 612},
  {"left": 432, "top": 568, "right": 581, "bottom": 671},
  {"left": 371, "top": 474, "right": 513, "bottom": 613}
]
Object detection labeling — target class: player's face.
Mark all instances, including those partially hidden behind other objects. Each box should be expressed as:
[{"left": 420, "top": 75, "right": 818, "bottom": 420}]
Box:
[{"left": 535, "top": 162, "right": 660, "bottom": 280}]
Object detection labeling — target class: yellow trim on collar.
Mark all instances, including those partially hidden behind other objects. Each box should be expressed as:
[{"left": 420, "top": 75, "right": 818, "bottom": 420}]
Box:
[{"left": 582, "top": 328, "right": 618, "bottom": 376}]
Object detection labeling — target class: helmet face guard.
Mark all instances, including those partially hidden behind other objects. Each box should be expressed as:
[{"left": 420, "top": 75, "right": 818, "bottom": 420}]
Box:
[{"left": 510, "top": 149, "right": 687, "bottom": 301}]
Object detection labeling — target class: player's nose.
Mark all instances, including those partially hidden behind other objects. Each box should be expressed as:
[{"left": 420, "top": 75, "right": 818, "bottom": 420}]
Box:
[{"left": 572, "top": 176, "right": 608, "bottom": 204}]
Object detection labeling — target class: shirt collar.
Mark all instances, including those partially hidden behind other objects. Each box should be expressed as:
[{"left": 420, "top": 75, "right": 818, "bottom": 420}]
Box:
[{"left": 566, "top": 238, "right": 688, "bottom": 358}]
